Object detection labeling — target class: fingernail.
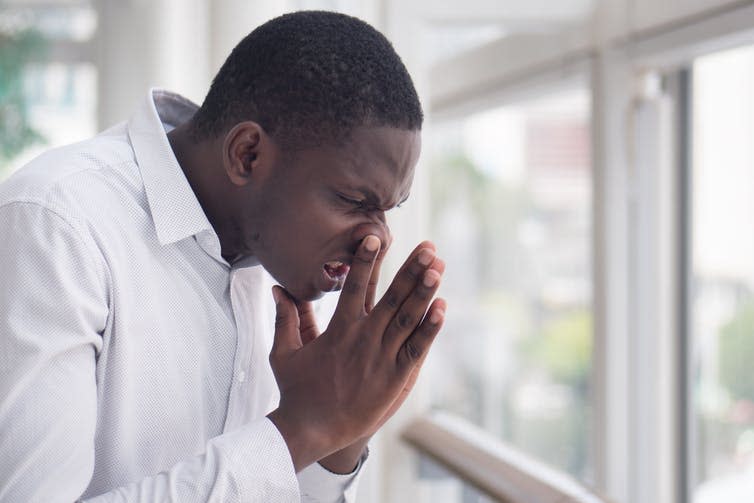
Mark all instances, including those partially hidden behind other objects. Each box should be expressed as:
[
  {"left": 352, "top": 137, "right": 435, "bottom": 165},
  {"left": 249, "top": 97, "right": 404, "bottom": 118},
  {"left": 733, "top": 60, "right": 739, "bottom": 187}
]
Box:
[
  {"left": 272, "top": 286, "right": 282, "bottom": 305},
  {"left": 429, "top": 309, "right": 444, "bottom": 324},
  {"left": 423, "top": 270, "right": 439, "bottom": 287},
  {"left": 418, "top": 249, "right": 434, "bottom": 266},
  {"left": 364, "top": 235, "right": 380, "bottom": 252}
]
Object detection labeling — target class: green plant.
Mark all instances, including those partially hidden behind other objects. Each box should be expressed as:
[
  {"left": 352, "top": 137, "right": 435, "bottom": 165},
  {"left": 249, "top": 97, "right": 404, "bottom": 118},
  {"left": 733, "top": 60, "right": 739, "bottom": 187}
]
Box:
[
  {"left": 0, "top": 28, "right": 46, "bottom": 168},
  {"left": 524, "top": 309, "right": 592, "bottom": 390},
  {"left": 719, "top": 300, "right": 754, "bottom": 402}
]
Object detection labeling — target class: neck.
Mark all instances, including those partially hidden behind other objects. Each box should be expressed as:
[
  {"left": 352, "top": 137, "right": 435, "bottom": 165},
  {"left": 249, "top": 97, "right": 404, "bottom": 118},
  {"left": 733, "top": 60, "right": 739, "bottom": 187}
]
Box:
[{"left": 167, "top": 122, "right": 246, "bottom": 261}]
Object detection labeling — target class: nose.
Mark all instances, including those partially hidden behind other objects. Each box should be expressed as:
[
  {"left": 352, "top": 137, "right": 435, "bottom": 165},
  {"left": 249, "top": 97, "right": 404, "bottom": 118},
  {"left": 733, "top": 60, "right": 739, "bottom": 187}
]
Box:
[{"left": 351, "top": 219, "right": 391, "bottom": 252}]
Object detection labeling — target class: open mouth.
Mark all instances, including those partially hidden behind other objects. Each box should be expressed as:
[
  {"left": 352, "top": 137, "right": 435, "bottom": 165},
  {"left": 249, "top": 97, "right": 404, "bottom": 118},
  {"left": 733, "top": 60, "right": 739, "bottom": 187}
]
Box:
[{"left": 323, "top": 260, "right": 351, "bottom": 282}]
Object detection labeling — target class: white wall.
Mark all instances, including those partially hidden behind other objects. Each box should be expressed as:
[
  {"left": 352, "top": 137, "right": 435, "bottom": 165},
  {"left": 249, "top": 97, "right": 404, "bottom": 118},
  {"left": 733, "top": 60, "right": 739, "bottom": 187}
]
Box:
[
  {"left": 96, "top": 0, "right": 297, "bottom": 128},
  {"left": 96, "top": 0, "right": 210, "bottom": 127}
]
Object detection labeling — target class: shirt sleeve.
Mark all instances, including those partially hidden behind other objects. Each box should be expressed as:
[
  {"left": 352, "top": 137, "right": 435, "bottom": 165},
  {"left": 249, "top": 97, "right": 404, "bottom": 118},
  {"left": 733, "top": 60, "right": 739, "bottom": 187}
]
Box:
[
  {"left": 297, "top": 451, "right": 368, "bottom": 503},
  {"left": 0, "top": 202, "right": 301, "bottom": 502},
  {"left": 82, "top": 418, "right": 300, "bottom": 503}
]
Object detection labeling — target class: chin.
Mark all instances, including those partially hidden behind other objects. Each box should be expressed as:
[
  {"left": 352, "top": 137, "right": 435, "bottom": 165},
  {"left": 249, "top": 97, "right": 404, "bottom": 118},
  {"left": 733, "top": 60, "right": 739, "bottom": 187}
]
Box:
[
  {"left": 308, "top": 291, "right": 326, "bottom": 301},
  {"left": 297, "top": 289, "right": 325, "bottom": 302},
  {"left": 284, "top": 283, "right": 325, "bottom": 302}
]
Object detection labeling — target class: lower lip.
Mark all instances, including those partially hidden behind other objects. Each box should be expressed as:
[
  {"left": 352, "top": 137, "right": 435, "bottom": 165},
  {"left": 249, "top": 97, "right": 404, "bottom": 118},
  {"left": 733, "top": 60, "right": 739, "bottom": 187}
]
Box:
[{"left": 320, "top": 268, "right": 345, "bottom": 292}]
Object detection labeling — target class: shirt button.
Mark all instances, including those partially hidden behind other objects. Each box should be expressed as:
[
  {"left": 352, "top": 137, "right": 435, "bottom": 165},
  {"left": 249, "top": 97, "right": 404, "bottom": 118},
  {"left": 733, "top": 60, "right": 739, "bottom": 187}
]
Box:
[{"left": 237, "top": 370, "right": 246, "bottom": 382}]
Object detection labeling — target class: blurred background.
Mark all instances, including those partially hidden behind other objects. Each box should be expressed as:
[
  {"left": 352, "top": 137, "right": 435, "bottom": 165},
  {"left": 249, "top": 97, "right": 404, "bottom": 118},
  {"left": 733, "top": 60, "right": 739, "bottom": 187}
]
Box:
[{"left": 2, "top": 1, "right": 754, "bottom": 502}]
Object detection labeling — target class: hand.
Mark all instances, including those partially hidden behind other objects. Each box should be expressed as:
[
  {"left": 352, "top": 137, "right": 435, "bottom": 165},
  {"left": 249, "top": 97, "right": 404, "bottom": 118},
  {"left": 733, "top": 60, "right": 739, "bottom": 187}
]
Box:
[
  {"left": 364, "top": 242, "right": 446, "bottom": 432},
  {"left": 292, "top": 239, "right": 446, "bottom": 474},
  {"left": 267, "top": 236, "right": 446, "bottom": 472}
]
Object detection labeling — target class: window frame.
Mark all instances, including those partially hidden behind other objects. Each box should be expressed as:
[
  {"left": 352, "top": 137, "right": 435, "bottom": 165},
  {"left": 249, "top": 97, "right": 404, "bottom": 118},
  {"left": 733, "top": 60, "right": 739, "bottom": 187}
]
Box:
[{"left": 423, "top": 3, "right": 754, "bottom": 503}]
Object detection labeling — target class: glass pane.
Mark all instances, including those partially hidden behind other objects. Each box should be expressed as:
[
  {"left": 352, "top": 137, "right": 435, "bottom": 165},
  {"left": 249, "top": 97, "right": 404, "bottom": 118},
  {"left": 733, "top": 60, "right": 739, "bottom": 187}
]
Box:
[
  {"left": 0, "top": 4, "right": 97, "bottom": 42},
  {"left": 426, "top": 86, "right": 593, "bottom": 481},
  {"left": 0, "top": 2, "right": 97, "bottom": 178},
  {"left": 692, "top": 45, "right": 754, "bottom": 503},
  {"left": 1, "top": 61, "right": 97, "bottom": 179}
]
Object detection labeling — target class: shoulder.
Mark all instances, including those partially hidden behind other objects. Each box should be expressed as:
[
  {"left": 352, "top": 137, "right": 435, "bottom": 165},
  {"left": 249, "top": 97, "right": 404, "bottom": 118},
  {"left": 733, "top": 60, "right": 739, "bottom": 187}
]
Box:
[{"left": 0, "top": 122, "right": 143, "bottom": 224}]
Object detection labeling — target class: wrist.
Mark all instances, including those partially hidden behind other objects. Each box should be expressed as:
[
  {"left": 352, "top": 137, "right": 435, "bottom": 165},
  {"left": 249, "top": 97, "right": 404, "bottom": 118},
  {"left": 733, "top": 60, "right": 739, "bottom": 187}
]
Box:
[
  {"left": 318, "top": 437, "right": 369, "bottom": 474},
  {"left": 267, "top": 408, "right": 333, "bottom": 472}
]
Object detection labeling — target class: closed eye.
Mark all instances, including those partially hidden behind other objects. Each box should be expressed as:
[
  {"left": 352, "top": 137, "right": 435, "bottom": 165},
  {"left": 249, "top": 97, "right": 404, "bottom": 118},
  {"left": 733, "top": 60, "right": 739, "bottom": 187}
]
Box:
[
  {"left": 337, "top": 194, "right": 365, "bottom": 207},
  {"left": 337, "top": 192, "right": 406, "bottom": 211}
]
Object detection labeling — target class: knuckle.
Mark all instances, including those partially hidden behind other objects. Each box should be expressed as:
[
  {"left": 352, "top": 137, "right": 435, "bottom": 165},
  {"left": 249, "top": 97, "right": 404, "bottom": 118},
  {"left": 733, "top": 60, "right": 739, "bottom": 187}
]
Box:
[
  {"left": 403, "top": 340, "right": 423, "bottom": 361},
  {"left": 384, "top": 292, "right": 401, "bottom": 310},
  {"left": 354, "top": 252, "right": 374, "bottom": 266},
  {"left": 342, "top": 279, "right": 363, "bottom": 296},
  {"left": 356, "top": 243, "right": 379, "bottom": 264},
  {"left": 396, "top": 312, "right": 414, "bottom": 330},
  {"left": 405, "top": 263, "right": 423, "bottom": 282},
  {"left": 415, "top": 285, "right": 433, "bottom": 300}
]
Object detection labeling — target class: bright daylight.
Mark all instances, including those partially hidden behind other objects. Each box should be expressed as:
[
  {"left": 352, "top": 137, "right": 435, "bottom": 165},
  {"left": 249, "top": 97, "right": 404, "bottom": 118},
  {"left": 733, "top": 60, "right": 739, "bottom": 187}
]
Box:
[{"left": 1, "top": 1, "right": 753, "bottom": 502}]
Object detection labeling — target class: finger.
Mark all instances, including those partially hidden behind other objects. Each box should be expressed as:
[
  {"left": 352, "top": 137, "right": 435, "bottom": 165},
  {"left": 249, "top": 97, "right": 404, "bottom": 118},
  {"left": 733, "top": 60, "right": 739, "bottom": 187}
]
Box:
[
  {"left": 295, "top": 300, "right": 321, "bottom": 345},
  {"left": 382, "top": 265, "right": 443, "bottom": 354},
  {"left": 334, "top": 235, "right": 381, "bottom": 321},
  {"left": 270, "top": 286, "right": 303, "bottom": 359},
  {"left": 369, "top": 241, "right": 436, "bottom": 328},
  {"left": 396, "top": 298, "right": 446, "bottom": 372},
  {"left": 365, "top": 232, "right": 393, "bottom": 313},
  {"left": 431, "top": 257, "right": 446, "bottom": 276},
  {"left": 392, "top": 335, "right": 433, "bottom": 401}
]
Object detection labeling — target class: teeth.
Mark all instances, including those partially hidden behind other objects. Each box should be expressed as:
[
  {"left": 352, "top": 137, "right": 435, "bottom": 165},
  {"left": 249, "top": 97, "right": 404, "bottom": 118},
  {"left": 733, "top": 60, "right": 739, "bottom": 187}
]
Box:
[{"left": 324, "top": 260, "right": 350, "bottom": 280}]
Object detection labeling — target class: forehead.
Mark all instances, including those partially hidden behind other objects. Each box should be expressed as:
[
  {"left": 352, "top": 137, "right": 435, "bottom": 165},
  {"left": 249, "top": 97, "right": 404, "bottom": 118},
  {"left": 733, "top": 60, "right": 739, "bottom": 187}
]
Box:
[{"left": 327, "top": 126, "right": 421, "bottom": 199}]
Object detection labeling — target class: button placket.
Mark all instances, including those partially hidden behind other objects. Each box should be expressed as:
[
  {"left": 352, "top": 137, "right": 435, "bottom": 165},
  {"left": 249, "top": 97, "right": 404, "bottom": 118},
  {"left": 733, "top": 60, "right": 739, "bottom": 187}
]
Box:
[
  {"left": 223, "top": 270, "right": 242, "bottom": 432},
  {"left": 224, "top": 268, "right": 258, "bottom": 431}
]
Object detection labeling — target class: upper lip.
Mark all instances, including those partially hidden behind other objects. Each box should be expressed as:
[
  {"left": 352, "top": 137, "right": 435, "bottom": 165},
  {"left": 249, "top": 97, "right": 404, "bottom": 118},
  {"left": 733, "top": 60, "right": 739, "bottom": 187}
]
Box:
[{"left": 324, "top": 256, "right": 352, "bottom": 266}]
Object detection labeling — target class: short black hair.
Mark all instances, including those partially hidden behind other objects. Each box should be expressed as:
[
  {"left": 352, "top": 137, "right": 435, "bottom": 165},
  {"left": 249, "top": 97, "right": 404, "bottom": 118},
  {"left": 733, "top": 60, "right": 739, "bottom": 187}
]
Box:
[{"left": 190, "top": 10, "right": 423, "bottom": 148}]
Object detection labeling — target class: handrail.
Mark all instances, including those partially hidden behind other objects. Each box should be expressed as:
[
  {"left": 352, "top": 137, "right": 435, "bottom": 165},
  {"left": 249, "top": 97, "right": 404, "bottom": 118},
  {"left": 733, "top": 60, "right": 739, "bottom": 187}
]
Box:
[{"left": 401, "top": 412, "right": 615, "bottom": 503}]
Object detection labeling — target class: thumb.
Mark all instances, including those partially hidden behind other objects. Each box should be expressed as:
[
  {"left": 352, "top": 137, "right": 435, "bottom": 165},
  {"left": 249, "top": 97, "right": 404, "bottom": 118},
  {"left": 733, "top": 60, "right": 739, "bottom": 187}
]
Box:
[{"left": 271, "top": 285, "right": 302, "bottom": 357}]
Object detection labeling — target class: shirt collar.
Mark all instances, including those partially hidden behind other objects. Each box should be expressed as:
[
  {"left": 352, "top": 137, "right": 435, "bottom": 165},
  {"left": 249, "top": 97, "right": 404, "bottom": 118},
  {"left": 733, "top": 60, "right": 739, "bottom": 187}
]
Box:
[{"left": 128, "top": 88, "right": 213, "bottom": 245}]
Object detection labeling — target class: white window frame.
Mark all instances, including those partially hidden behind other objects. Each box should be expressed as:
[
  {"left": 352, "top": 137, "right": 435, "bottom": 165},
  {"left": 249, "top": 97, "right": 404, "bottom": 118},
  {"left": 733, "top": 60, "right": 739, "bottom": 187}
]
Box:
[
  {"left": 627, "top": 10, "right": 754, "bottom": 503},
  {"left": 421, "top": 3, "right": 754, "bottom": 503}
]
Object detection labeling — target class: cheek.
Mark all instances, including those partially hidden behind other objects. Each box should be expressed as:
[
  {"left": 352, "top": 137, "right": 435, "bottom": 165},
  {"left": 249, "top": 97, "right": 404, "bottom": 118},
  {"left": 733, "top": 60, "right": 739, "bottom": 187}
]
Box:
[{"left": 273, "top": 199, "right": 351, "bottom": 247}]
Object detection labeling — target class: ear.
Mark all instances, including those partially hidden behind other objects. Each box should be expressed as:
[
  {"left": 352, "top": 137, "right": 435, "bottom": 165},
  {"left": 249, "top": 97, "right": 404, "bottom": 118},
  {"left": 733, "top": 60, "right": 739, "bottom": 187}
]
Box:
[{"left": 222, "top": 121, "right": 267, "bottom": 186}]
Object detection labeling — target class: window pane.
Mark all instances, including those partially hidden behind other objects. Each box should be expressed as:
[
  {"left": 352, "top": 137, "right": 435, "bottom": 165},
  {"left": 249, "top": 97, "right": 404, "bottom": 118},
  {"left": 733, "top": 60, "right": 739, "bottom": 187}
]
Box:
[
  {"left": 0, "top": 3, "right": 97, "bottom": 179},
  {"left": 692, "top": 45, "right": 754, "bottom": 503},
  {"left": 427, "top": 86, "right": 593, "bottom": 482},
  {"left": 1, "top": 61, "right": 97, "bottom": 179}
]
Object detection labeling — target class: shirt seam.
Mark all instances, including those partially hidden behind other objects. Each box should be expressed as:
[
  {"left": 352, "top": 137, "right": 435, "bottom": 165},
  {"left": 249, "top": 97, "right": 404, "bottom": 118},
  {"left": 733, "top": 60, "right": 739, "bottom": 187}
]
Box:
[
  {"left": 8, "top": 153, "right": 134, "bottom": 202},
  {"left": 0, "top": 198, "right": 113, "bottom": 316}
]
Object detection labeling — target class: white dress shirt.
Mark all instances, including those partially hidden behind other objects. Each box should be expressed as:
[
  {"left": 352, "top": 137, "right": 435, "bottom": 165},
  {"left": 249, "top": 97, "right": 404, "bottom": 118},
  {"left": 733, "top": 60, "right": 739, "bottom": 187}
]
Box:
[{"left": 0, "top": 89, "right": 363, "bottom": 502}]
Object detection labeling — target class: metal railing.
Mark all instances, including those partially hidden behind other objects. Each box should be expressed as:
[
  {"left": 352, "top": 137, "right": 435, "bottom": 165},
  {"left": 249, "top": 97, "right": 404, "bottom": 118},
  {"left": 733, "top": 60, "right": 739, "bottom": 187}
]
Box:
[{"left": 401, "top": 412, "right": 614, "bottom": 503}]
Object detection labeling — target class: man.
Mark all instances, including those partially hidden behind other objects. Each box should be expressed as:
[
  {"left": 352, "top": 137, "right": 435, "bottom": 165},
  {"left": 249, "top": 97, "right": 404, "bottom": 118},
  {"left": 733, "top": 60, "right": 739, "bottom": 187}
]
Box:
[{"left": 0, "top": 10, "right": 445, "bottom": 503}]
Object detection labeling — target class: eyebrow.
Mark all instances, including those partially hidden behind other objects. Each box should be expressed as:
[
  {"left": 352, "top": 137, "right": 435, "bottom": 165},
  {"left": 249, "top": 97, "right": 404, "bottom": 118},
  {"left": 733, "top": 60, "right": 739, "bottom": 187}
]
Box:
[{"left": 353, "top": 187, "right": 410, "bottom": 210}]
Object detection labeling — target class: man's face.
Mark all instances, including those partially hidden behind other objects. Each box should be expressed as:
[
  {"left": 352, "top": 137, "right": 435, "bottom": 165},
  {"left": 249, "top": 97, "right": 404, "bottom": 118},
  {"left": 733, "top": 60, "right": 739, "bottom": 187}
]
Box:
[{"left": 243, "top": 126, "right": 420, "bottom": 301}]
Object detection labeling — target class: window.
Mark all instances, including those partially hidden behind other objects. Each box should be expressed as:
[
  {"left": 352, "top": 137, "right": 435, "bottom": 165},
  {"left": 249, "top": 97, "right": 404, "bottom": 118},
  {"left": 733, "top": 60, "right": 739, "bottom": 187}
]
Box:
[
  {"left": 0, "top": 2, "right": 97, "bottom": 179},
  {"left": 426, "top": 85, "right": 593, "bottom": 482},
  {"left": 690, "top": 44, "right": 754, "bottom": 503}
]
